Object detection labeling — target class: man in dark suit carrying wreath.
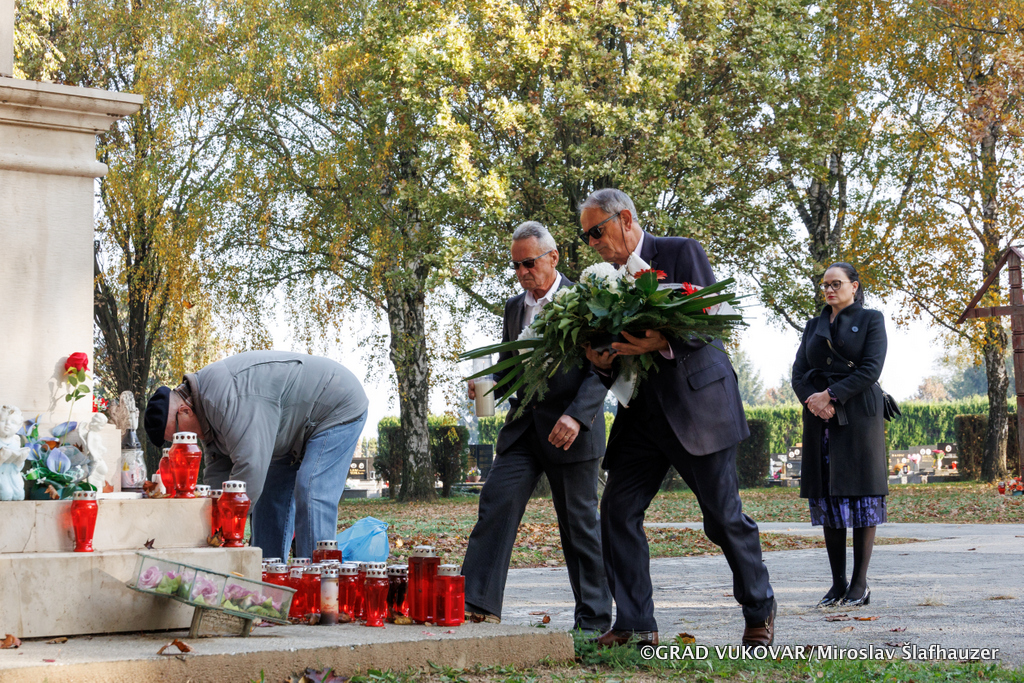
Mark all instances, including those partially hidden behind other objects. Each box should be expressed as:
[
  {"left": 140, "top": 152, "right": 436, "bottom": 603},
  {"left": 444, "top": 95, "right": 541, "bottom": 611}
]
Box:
[
  {"left": 580, "top": 188, "right": 776, "bottom": 648},
  {"left": 462, "top": 221, "right": 612, "bottom": 634}
]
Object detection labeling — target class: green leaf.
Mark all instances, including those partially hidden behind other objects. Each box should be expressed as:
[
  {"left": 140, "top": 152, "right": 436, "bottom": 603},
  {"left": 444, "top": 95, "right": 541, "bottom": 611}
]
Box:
[
  {"left": 68, "top": 375, "right": 78, "bottom": 387},
  {"left": 77, "top": 370, "right": 86, "bottom": 383}
]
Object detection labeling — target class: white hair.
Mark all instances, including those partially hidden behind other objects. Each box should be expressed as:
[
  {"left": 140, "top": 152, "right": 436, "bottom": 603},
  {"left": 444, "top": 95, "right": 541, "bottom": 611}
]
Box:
[
  {"left": 579, "top": 188, "right": 639, "bottom": 226},
  {"left": 511, "top": 221, "right": 557, "bottom": 251}
]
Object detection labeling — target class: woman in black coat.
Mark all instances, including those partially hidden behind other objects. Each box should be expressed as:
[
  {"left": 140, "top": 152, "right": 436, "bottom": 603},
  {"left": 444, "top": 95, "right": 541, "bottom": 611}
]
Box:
[{"left": 792, "top": 262, "right": 888, "bottom": 608}]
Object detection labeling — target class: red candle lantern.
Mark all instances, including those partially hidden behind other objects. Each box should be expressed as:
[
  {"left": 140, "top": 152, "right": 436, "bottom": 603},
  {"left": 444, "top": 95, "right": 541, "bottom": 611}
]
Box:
[
  {"left": 219, "top": 480, "right": 250, "bottom": 547},
  {"left": 408, "top": 545, "right": 440, "bottom": 624},
  {"left": 209, "top": 489, "right": 223, "bottom": 536},
  {"left": 288, "top": 567, "right": 306, "bottom": 619},
  {"left": 302, "top": 565, "right": 322, "bottom": 618},
  {"left": 355, "top": 562, "right": 368, "bottom": 620},
  {"left": 321, "top": 566, "right": 340, "bottom": 625},
  {"left": 266, "top": 563, "right": 289, "bottom": 587},
  {"left": 433, "top": 564, "right": 465, "bottom": 626},
  {"left": 168, "top": 432, "right": 202, "bottom": 498},
  {"left": 363, "top": 566, "right": 389, "bottom": 627},
  {"left": 70, "top": 490, "right": 98, "bottom": 552},
  {"left": 338, "top": 563, "right": 359, "bottom": 620},
  {"left": 313, "top": 539, "right": 343, "bottom": 564},
  {"left": 999, "top": 481, "right": 1006, "bottom": 495},
  {"left": 157, "top": 448, "right": 174, "bottom": 494},
  {"left": 194, "top": 484, "right": 211, "bottom": 498},
  {"left": 387, "top": 564, "right": 409, "bottom": 620}
]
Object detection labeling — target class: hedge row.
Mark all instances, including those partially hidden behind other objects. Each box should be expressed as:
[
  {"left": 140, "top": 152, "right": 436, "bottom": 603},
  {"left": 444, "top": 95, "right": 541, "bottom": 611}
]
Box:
[
  {"left": 953, "top": 413, "right": 1023, "bottom": 481},
  {"left": 376, "top": 416, "right": 470, "bottom": 497}
]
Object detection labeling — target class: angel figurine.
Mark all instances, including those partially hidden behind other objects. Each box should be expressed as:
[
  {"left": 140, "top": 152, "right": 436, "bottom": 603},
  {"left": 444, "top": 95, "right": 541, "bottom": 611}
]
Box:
[
  {"left": 80, "top": 413, "right": 111, "bottom": 490},
  {"left": 0, "top": 405, "right": 30, "bottom": 501}
]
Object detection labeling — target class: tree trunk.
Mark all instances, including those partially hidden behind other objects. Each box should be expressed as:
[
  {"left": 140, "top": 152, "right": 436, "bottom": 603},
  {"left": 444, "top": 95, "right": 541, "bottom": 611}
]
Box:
[
  {"left": 981, "top": 325, "right": 1010, "bottom": 481},
  {"left": 386, "top": 281, "right": 436, "bottom": 502}
]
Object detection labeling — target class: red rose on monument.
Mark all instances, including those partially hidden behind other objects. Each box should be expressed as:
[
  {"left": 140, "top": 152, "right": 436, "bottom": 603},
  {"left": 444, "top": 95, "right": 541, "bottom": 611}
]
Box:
[{"left": 65, "top": 352, "right": 89, "bottom": 374}]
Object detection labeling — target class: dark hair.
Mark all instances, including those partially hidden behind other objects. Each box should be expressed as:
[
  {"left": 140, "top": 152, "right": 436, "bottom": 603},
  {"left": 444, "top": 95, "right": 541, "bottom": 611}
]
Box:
[{"left": 825, "top": 262, "right": 864, "bottom": 304}]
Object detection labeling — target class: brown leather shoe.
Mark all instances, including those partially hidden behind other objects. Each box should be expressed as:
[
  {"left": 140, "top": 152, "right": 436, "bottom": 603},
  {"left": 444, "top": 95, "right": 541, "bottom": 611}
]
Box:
[
  {"left": 742, "top": 598, "right": 777, "bottom": 647},
  {"left": 593, "top": 629, "right": 659, "bottom": 649}
]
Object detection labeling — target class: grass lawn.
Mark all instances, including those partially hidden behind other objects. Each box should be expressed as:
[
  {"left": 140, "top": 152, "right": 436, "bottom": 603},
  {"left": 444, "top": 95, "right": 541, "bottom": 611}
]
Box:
[
  {"left": 337, "top": 482, "right": 1015, "bottom": 568},
  {"left": 277, "top": 633, "right": 1024, "bottom": 682}
]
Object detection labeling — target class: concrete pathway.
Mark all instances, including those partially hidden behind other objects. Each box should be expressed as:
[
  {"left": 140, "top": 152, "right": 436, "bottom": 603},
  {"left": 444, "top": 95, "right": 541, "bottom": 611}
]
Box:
[{"left": 501, "top": 523, "right": 1024, "bottom": 665}]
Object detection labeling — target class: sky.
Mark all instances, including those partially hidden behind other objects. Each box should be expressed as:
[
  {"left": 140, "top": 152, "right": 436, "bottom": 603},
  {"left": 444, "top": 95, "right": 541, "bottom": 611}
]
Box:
[{"left": 267, "top": 295, "right": 949, "bottom": 442}]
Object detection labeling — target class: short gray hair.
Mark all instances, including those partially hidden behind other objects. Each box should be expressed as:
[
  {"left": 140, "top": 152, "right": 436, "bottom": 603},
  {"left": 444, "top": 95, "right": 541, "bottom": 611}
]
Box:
[
  {"left": 511, "top": 220, "right": 557, "bottom": 251},
  {"left": 579, "top": 188, "right": 639, "bottom": 226}
]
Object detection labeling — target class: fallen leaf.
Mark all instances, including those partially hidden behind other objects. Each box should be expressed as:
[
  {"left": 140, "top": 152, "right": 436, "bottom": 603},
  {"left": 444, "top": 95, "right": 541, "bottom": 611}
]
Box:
[
  {"left": 528, "top": 611, "right": 549, "bottom": 616},
  {"left": 157, "top": 639, "right": 193, "bottom": 655},
  {"left": 1, "top": 634, "right": 21, "bottom": 649},
  {"left": 206, "top": 531, "right": 224, "bottom": 547},
  {"left": 890, "top": 627, "right": 907, "bottom": 632},
  {"left": 43, "top": 659, "right": 55, "bottom": 663},
  {"left": 102, "top": 482, "right": 114, "bottom": 493},
  {"left": 46, "top": 637, "right": 67, "bottom": 644},
  {"left": 144, "top": 539, "right": 155, "bottom": 550},
  {"left": 855, "top": 616, "right": 880, "bottom": 621},
  {"left": 541, "top": 615, "right": 551, "bottom": 624},
  {"left": 45, "top": 485, "right": 60, "bottom": 500},
  {"left": 395, "top": 538, "right": 403, "bottom": 548},
  {"left": 838, "top": 626, "right": 855, "bottom": 633},
  {"left": 825, "top": 615, "right": 851, "bottom": 622},
  {"left": 391, "top": 615, "right": 411, "bottom": 625},
  {"left": 967, "top": 548, "right": 976, "bottom": 551},
  {"left": 676, "top": 633, "right": 696, "bottom": 644}
]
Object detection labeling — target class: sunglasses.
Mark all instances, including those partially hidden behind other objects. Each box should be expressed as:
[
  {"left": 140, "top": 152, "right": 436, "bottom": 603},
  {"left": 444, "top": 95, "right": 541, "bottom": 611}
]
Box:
[
  {"left": 577, "top": 211, "right": 621, "bottom": 243},
  {"left": 510, "top": 249, "right": 555, "bottom": 271}
]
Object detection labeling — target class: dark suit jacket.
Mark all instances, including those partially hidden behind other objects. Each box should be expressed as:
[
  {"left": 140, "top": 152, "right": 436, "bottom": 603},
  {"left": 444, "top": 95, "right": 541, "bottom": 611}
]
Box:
[
  {"left": 494, "top": 274, "right": 607, "bottom": 464},
  {"left": 791, "top": 302, "right": 888, "bottom": 498},
  {"left": 604, "top": 234, "right": 749, "bottom": 466}
]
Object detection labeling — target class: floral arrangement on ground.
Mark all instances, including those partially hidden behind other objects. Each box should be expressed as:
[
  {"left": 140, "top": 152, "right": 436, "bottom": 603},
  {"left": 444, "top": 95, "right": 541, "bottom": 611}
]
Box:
[{"left": 462, "top": 264, "right": 745, "bottom": 412}]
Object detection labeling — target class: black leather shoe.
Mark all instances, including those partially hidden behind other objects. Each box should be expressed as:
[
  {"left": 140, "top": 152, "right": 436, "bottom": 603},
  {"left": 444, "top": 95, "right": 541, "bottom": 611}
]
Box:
[
  {"left": 816, "top": 585, "right": 848, "bottom": 608},
  {"left": 593, "top": 629, "right": 659, "bottom": 649},
  {"left": 840, "top": 586, "right": 870, "bottom": 607},
  {"left": 742, "top": 598, "right": 776, "bottom": 647}
]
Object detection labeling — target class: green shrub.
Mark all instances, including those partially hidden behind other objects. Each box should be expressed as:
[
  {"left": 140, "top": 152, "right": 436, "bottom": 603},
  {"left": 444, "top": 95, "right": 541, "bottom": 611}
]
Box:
[
  {"left": 953, "top": 413, "right": 1022, "bottom": 481},
  {"left": 744, "top": 405, "right": 801, "bottom": 454},
  {"left": 375, "top": 416, "right": 469, "bottom": 497},
  {"left": 477, "top": 413, "right": 506, "bottom": 446},
  {"left": 736, "top": 419, "right": 770, "bottom": 488}
]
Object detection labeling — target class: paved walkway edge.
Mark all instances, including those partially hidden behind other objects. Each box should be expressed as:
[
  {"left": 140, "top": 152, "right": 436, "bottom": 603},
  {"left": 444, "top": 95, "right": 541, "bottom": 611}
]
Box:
[{"left": 0, "top": 631, "right": 574, "bottom": 683}]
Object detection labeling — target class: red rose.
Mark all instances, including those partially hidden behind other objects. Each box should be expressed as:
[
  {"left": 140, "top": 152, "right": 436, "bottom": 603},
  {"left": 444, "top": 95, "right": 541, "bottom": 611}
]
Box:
[{"left": 65, "top": 352, "right": 89, "bottom": 374}]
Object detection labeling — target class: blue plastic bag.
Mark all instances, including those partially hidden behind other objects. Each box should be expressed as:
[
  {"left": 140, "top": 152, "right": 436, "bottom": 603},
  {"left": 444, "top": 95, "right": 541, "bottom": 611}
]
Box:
[{"left": 336, "top": 516, "right": 390, "bottom": 562}]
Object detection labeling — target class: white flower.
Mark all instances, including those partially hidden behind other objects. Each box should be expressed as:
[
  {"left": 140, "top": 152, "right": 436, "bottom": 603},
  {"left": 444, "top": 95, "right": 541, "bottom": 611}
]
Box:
[
  {"left": 553, "top": 287, "right": 572, "bottom": 303},
  {"left": 580, "top": 262, "right": 622, "bottom": 286},
  {"left": 517, "top": 323, "right": 542, "bottom": 354}
]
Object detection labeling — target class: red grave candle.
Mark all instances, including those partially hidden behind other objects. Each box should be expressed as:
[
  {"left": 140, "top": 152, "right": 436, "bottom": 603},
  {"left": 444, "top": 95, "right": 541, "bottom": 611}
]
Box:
[
  {"left": 387, "top": 564, "right": 409, "bottom": 620},
  {"left": 338, "top": 563, "right": 359, "bottom": 620},
  {"left": 355, "top": 562, "right": 368, "bottom": 620},
  {"left": 313, "top": 539, "right": 344, "bottom": 564},
  {"left": 302, "top": 565, "right": 322, "bottom": 617},
  {"left": 363, "top": 567, "right": 389, "bottom": 627},
  {"left": 266, "top": 563, "right": 289, "bottom": 587},
  {"left": 158, "top": 448, "right": 174, "bottom": 494},
  {"left": 168, "top": 432, "right": 202, "bottom": 498},
  {"left": 70, "top": 490, "right": 98, "bottom": 552},
  {"left": 320, "top": 566, "right": 340, "bottom": 625},
  {"left": 433, "top": 564, "right": 465, "bottom": 626},
  {"left": 219, "top": 480, "right": 250, "bottom": 547},
  {"left": 209, "top": 489, "right": 223, "bottom": 536},
  {"left": 288, "top": 567, "right": 306, "bottom": 619},
  {"left": 408, "top": 545, "right": 440, "bottom": 624}
]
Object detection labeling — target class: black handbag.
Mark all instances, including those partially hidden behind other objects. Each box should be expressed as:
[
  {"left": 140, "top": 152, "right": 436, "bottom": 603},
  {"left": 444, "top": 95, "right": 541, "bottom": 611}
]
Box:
[{"left": 825, "top": 339, "right": 901, "bottom": 422}]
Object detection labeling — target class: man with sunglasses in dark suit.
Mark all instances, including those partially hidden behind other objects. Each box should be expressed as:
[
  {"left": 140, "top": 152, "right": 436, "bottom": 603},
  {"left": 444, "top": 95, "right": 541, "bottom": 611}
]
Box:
[
  {"left": 579, "top": 188, "right": 776, "bottom": 649},
  {"left": 462, "top": 221, "right": 612, "bottom": 634}
]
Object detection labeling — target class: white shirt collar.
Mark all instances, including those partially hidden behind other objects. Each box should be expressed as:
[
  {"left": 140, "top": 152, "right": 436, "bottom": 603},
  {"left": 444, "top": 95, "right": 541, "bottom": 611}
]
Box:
[
  {"left": 524, "top": 274, "right": 561, "bottom": 307},
  {"left": 624, "top": 231, "right": 650, "bottom": 275}
]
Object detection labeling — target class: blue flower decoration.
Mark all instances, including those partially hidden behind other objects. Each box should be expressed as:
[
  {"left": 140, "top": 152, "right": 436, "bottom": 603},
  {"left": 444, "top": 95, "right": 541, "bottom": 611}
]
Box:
[
  {"left": 17, "top": 416, "right": 39, "bottom": 439},
  {"left": 46, "top": 449, "right": 72, "bottom": 474},
  {"left": 50, "top": 422, "right": 78, "bottom": 439}
]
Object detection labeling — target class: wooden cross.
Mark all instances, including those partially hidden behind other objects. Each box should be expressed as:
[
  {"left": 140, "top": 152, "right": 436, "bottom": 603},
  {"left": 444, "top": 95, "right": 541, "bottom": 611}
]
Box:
[
  {"left": 0, "top": 0, "right": 13, "bottom": 78},
  {"left": 957, "top": 245, "right": 1024, "bottom": 479}
]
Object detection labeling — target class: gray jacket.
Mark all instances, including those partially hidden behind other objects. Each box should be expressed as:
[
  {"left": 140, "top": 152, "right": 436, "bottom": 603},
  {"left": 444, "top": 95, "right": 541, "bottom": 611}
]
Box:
[{"left": 188, "top": 351, "right": 368, "bottom": 505}]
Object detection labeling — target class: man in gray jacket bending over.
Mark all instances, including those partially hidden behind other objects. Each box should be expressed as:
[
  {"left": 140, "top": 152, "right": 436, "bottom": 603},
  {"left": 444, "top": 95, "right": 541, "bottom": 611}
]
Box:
[{"left": 144, "top": 351, "right": 368, "bottom": 559}]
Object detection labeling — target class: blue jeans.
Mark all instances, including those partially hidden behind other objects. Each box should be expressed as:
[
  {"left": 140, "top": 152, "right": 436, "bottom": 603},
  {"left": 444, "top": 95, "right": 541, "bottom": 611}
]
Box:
[{"left": 250, "top": 411, "right": 367, "bottom": 560}]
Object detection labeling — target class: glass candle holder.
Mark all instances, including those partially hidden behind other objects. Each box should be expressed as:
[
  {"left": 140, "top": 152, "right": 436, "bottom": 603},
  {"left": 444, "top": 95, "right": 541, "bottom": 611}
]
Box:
[
  {"left": 158, "top": 448, "right": 174, "bottom": 495},
  {"left": 219, "top": 480, "right": 250, "bottom": 547},
  {"left": 313, "top": 539, "right": 344, "bottom": 564},
  {"left": 363, "top": 567, "right": 389, "bottom": 627},
  {"left": 266, "top": 563, "right": 290, "bottom": 588},
  {"left": 408, "top": 545, "right": 440, "bottom": 624},
  {"left": 320, "top": 566, "right": 340, "bottom": 625},
  {"left": 288, "top": 567, "right": 307, "bottom": 619},
  {"left": 302, "top": 565, "right": 322, "bottom": 617},
  {"left": 338, "top": 563, "right": 359, "bottom": 621},
  {"left": 168, "top": 432, "right": 202, "bottom": 498},
  {"left": 433, "top": 564, "right": 465, "bottom": 626},
  {"left": 355, "top": 562, "right": 368, "bottom": 620},
  {"left": 194, "top": 484, "right": 211, "bottom": 498},
  {"left": 70, "top": 490, "right": 98, "bottom": 552},
  {"left": 210, "top": 489, "right": 223, "bottom": 536},
  {"left": 387, "top": 564, "right": 409, "bottom": 620}
]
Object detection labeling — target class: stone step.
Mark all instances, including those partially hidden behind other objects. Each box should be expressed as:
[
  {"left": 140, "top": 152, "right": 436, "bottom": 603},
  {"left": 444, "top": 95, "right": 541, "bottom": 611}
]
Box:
[
  {"left": 0, "top": 546, "right": 259, "bottom": 638},
  {"left": 0, "top": 623, "right": 573, "bottom": 683},
  {"left": 1, "top": 498, "right": 212, "bottom": 553}
]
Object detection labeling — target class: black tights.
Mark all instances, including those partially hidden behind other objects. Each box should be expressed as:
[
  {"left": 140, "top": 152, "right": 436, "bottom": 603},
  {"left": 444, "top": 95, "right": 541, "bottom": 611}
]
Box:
[{"left": 822, "top": 526, "right": 876, "bottom": 601}]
